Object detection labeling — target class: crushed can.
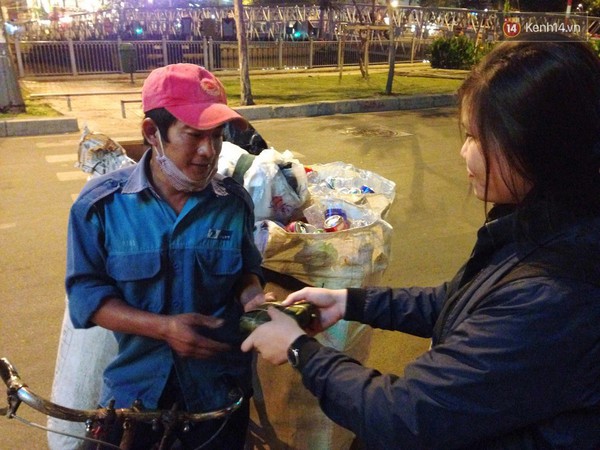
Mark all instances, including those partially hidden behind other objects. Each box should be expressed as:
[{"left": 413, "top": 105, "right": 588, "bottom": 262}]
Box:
[
  {"left": 285, "top": 221, "right": 318, "bottom": 234},
  {"left": 323, "top": 214, "right": 349, "bottom": 232}
]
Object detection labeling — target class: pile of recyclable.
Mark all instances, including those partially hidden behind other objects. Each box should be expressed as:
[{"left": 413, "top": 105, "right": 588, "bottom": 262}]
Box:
[
  {"left": 286, "top": 161, "right": 396, "bottom": 235},
  {"left": 218, "top": 144, "right": 396, "bottom": 290}
]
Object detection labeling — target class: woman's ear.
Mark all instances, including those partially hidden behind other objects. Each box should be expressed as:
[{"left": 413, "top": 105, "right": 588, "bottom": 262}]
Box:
[{"left": 142, "top": 118, "right": 159, "bottom": 146}]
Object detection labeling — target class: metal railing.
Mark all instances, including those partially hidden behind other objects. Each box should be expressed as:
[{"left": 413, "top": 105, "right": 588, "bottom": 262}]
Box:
[
  {"left": 6, "top": 6, "right": 595, "bottom": 78},
  {"left": 7, "top": 5, "right": 595, "bottom": 45},
  {"left": 12, "top": 37, "right": 429, "bottom": 78}
]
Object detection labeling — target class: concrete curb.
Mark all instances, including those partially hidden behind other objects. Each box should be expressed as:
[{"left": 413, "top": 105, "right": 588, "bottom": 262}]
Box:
[
  {"left": 1, "top": 93, "right": 457, "bottom": 137},
  {"left": 235, "top": 93, "right": 457, "bottom": 121},
  {"left": 0, "top": 117, "right": 79, "bottom": 137}
]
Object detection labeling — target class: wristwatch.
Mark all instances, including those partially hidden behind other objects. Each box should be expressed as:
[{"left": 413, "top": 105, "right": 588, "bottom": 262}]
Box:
[{"left": 287, "top": 334, "right": 313, "bottom": 369}]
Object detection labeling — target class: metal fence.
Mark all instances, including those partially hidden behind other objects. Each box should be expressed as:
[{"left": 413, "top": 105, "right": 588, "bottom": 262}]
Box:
[
  {"left": 8, "top": 6, "right": 595, "bottom": 78},
  {"left": 12, "top": 36, "right": 430, "bottom": 77}
]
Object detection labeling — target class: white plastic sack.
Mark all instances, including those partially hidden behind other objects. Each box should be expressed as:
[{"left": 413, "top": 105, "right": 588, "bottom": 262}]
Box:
[
  {"left": 47, "top": 298, "right": 117, "bottom": 450},
  {"left": 49, "top": 130, "right": 129, "bottom": 449},
  {"left": 218, "top": 144, "right": 309, "bottom": 224}
]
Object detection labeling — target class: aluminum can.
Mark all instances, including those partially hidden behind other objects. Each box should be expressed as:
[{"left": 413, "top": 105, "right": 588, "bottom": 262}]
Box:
[
  {"left": 324, "top": 214, "right": 349, "bottom": 232},
  {"left": 285, "top": 221, "right": 301, "bottom": 233},
  {"left": 285, "top": 221, "right": 318, "bottom": 233},
  {"left": 325, "top": 207, "right": 347, "bottom": 220}
]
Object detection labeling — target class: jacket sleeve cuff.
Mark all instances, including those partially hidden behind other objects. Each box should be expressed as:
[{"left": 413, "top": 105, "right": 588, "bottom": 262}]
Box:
[
  {"left": 343, "top": 288, "right": 367, "bottom": 322},
  {"left": 292, "top": 335, "right": 322, "bottom": 372}
]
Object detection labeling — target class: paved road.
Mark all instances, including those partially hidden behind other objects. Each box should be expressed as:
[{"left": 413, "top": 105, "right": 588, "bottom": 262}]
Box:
[{"left": 0, "top": 107, "right": 483, "bottom": 449}]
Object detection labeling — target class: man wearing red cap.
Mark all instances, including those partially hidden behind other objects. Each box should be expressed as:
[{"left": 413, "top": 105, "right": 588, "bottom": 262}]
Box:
[{"left": 66, "top": 64, "right": 269, "bottom": 449}]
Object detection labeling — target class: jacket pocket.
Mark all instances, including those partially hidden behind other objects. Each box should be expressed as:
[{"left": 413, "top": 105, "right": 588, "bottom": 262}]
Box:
[
  {"left": 194, "top": 248, "right": 243, "bottom": 311},
  {"left": 195, "top": 248, "right": 242, "bottom": 276},
  {"left": 106, "top": 252, "right": 163, "bottom": 311},
  {"left": 107, "top": 253, "right": 161, "bottom": 280}
]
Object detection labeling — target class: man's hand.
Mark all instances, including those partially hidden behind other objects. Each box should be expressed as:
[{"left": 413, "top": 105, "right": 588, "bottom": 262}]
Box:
[
  {"left": 91, "top": 298, "right": 231, "bottom": 359},
  {"left": 241, "top": 308, "right": 305, "bottom": 365},
  {"left": 235, "top": 273, "right": 276, "bottom": 312},
  {"left": 243, "top": 290, "right": 277, "bottom": 312},
  {"left": 162, "top": 313, "right": 231, "bottom": 359}
]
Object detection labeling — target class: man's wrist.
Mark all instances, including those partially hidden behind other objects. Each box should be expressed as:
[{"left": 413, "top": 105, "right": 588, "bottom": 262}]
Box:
[{"left": 287, "top": 334, "right": 320, "bottom": 371}]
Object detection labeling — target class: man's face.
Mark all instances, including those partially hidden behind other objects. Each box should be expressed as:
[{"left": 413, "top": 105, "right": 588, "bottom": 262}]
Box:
[{"left": 163, "top": 120, "right": 224, "bottom": 189}]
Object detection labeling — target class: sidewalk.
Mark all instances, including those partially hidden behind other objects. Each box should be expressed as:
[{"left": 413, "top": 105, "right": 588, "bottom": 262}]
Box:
[{"left": 6, "top": 64, "right": 461, "bottom": 139}]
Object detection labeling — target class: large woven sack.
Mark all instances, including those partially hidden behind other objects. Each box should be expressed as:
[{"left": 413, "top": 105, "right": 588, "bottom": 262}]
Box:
[{"left": 247, "top": 217, "right": 393, "bottom": 449}]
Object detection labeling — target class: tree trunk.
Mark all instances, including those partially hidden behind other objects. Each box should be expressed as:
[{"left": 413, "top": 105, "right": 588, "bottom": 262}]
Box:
[
  {"left": 234, "top": 0, "right": 254, "bottom": 106},
  {"left": 351, "top": 0, "right": 368, "bottom": 79},
  {"left": 385, "top": 0, "right": 396, "bottom": 95}
]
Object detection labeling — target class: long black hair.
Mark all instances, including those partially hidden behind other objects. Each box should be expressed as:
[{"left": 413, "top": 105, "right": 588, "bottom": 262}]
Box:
[{"left": 458, "top": 33, "right": 600, "bottom": 219}]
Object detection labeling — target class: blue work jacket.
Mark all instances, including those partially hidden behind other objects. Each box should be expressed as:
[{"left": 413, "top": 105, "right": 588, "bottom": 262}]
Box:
[{"left": 66, "top": 150, "right": 263, "bottom": 412}]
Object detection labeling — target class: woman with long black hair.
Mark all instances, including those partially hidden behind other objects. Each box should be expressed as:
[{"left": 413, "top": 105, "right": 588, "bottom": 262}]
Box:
[{"left": 242, "top": 34, "right": 600, "bottom": 449}]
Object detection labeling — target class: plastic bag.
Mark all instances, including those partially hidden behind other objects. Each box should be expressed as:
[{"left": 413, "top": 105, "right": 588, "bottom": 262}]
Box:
[
  {"left": 76, "top": 126, "right": 135, "bottom": 177},
  {"left": 48, "top": 298, "right": 118, "bottom": 450},
  {"left": 218, "top": 144, "right": 309, "bottom": 224},
  {"left": 306, "top": 161, "right": 396, "bottom": 219}
]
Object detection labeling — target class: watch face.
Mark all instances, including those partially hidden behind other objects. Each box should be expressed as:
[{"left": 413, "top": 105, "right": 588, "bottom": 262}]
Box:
[{"left": 287, "top": 346, "right": 300, "bottom": 368}]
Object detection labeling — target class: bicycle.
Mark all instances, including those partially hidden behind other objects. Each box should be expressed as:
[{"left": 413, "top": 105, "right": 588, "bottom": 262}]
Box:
[{"left": 0, "top": 357, "right": 243, "bottom": 450}]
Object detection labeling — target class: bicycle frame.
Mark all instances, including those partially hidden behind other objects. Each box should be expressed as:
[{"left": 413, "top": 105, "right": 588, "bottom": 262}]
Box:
[{"left": 1, "top": 357, "right": 244, "bottom": 449}]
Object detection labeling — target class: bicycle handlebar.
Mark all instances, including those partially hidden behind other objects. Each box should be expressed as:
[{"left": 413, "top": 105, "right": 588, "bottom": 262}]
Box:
[{"left": 1, "top": 357, "right": 243, "bottom": 424}]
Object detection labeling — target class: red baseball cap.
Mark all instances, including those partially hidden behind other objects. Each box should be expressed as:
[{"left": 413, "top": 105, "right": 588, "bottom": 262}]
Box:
[{"left": 142, "top": 63, "right": 247, "bottom": 130}]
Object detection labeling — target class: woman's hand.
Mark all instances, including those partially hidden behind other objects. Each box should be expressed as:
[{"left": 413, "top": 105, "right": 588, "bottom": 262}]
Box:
[
  {"left": 281, "top": 287, "right": 347, "bottom": 333},
  {"left": 241, "top": 307, "right": 305, "bottom": 365}
]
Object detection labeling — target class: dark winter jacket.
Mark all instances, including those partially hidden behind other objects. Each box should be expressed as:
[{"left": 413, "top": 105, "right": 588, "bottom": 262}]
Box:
[{"left": 297, "top": 205, "right": 600, "bottom": 449}]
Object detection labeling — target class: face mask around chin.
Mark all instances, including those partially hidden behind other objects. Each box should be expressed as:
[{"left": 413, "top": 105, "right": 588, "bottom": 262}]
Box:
[{"left": 153, "top": 131, "right": 210, "bottom": 193}]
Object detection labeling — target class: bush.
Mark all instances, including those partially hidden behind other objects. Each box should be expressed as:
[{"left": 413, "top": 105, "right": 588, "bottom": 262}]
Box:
[
  {"left": 588, "top": 38, "right": 600, "bottom": 57},
  {"left": 428, "top": 35, "right": 480, "bottom": 70}
]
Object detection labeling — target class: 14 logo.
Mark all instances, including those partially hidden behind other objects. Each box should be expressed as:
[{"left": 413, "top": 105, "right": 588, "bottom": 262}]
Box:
[{"left": 503, "top": 21, "right": 521, "bottom": 38}]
